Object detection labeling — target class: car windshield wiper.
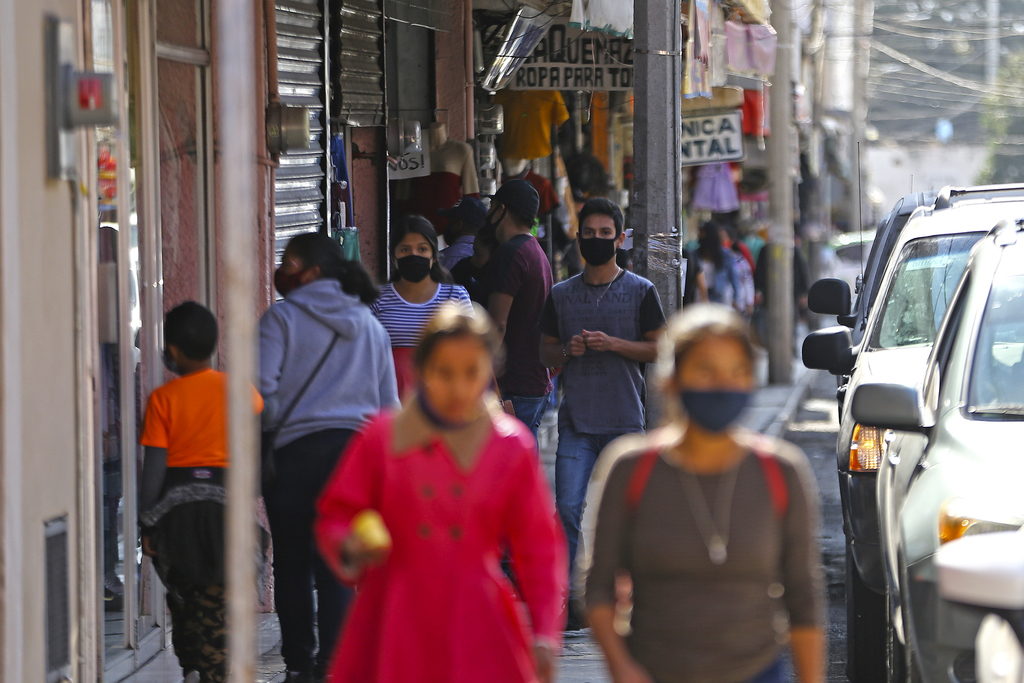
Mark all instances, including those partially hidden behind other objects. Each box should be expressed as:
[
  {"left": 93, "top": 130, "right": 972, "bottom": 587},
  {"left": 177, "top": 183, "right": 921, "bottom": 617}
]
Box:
[{"left": 969, "top": 404, "right": 1024, "bottom": 417}]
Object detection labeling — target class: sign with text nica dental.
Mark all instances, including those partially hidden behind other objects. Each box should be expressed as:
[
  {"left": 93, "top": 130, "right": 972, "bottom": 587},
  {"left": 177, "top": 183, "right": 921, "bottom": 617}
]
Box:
[{"left": 680, "top": 111, "right": 745, "bottom": 166}]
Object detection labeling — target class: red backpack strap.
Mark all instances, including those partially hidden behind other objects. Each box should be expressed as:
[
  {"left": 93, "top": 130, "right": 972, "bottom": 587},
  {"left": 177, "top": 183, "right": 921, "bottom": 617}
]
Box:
[
  {"left": 626, "top": 450, "right": 660, "bottom": 512},
  {"left": 754, "top": 449, "right": 789, "bottom": 518}
]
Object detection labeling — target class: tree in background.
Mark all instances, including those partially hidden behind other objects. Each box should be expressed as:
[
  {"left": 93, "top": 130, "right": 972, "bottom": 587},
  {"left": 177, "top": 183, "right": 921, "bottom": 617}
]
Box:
[{"left": 978, "top": 54, "right": 1024, "bottom": 184}]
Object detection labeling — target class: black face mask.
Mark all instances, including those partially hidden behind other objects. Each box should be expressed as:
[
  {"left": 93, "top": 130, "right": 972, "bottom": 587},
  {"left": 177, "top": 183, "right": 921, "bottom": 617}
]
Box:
[
  {"left": 396, "top": 255, "right": 432, "bottom": 283},
  {"left": 163, "top": 347, "right": 182, "bottom": 375},
  {"left": 482, "top": 207, "right": 506, "bottom": 235},
  {"left": 579, "top": 236, "right": 618, "bottom": 266}
]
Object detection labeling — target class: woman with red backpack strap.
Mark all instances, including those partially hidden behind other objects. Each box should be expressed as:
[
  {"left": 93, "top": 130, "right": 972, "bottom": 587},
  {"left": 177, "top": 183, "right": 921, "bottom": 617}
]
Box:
[{"left": 585, "top": 305, "right": 825, "bottom": 683}]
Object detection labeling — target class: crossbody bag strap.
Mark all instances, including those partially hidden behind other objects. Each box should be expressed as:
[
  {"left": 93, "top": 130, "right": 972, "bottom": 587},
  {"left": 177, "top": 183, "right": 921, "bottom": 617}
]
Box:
[{"left": 270, "top": 300, "right": 343, "bottom": 436}]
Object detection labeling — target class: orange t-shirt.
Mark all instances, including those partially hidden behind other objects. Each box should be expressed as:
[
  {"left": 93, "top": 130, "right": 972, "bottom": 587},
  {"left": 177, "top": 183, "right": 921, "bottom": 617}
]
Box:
[{"left": 140, "top": 368, "right": 264, "bottom": 469}]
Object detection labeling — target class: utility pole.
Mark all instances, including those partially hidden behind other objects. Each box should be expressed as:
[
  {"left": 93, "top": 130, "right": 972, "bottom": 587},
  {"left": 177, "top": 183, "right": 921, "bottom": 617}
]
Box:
[
  {"left": 987, "top": 0, "right": 1000, "bottom": 86},
  {"left": 768, "top": 0, "right": 795, "bottom": 384},
  {"left": 633, "top": 0, "right": 684, "bottom": 315},
  {"left": 219, "top": 0, "right": 259, "bottom": 680},
  {"left": 851, "top": 0, "right": 870, "bottom": 228}
]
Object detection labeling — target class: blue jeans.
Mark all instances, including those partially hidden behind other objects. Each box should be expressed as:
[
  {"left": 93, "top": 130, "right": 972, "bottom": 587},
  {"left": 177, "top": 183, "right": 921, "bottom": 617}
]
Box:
[
  {"left": 504, "top": 394, "right": 549, "bottom": 441},
  {"left": 653, "top": 658, "right": 786, "bottom": 683},
  {"left": 555, "top": 413, "right": 625, "bottom": 577}
]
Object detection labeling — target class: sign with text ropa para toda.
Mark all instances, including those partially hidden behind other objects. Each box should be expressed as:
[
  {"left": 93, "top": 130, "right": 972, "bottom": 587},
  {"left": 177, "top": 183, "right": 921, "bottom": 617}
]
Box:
[
  {"left": 680, "top": 111, "right": 745, "bottom": 166},
  {"left": 508, "top": 19, "right": 633, "bottom": 91}
]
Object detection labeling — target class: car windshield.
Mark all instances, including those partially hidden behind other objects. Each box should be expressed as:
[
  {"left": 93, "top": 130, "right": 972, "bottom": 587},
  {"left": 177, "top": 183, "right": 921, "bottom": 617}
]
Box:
[
  {"left": 969, "top": 273, "right": 1024, "bottom": 418},
  {"left": 870, "top": 233, "right": 983, "bottom": 349}
]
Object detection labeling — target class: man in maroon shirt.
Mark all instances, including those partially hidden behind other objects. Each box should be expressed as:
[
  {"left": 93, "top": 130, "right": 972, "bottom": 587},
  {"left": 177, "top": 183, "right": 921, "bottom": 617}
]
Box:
[{"left": 485, "top": 179, "right": 553, "bottom": 438}]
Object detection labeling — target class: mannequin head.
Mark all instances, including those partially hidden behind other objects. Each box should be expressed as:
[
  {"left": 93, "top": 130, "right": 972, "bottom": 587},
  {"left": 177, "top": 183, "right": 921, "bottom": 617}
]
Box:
[{"left": 428, "top": 122, "right": 449, "bottom": 151}]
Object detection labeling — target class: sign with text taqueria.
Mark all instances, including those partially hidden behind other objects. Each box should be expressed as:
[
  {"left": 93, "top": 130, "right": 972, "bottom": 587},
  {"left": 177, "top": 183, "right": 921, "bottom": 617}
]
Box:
[{"left": 507, "top": 19, "right": 633, "bottom": 91}]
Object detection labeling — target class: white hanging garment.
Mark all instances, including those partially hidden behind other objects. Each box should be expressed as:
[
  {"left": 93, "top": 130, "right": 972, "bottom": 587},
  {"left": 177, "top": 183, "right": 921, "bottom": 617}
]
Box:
[{"left": 569, "top": 0, "right": 634, "bottom": 37}]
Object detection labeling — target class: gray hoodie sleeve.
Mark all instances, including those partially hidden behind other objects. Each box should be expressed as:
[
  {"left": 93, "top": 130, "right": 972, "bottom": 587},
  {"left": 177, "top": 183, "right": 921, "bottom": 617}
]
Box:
[
  {"left": 259, "top": 308, "right": 287, "bottom": 424},
  {"left": 378, "top": 328, "right": 401, "bottom": 409}
]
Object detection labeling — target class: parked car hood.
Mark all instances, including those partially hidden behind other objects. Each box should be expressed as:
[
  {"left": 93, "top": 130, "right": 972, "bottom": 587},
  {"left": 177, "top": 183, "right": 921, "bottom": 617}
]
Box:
[{"left": 856, "top": 346, "right": 933, "bottom": 388}]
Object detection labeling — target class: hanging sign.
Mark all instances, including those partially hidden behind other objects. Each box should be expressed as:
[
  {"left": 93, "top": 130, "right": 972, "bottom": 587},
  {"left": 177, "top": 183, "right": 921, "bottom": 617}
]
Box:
[
  {"left": 387, "top": 144, "right": 431, "bottom": 180},
  {"left": 508, "top": 19, "right": 633, "bottom": 91},
  {"left": 680, "top": 110, "right": 745, "bottom": 166}
]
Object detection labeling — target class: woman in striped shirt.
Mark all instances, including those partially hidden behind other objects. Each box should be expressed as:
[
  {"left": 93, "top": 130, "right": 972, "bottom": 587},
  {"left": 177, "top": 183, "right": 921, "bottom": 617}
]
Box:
[{"left": 372, "top": 215, "right": 471, "bottom": 399}]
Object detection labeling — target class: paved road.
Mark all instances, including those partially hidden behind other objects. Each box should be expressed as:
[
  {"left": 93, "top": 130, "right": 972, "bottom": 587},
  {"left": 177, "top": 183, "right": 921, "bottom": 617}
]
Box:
[
  {"left": 782, "top": 370, "right": 848, "bottom": 683},
  {"left": 555, "top": 369, "right": 849, "bottom": 683}
]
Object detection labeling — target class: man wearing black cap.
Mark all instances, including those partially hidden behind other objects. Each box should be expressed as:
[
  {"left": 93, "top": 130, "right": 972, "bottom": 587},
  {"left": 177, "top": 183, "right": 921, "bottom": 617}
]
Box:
[
  {"left": 485, "top": 178, "right": 553, "bottom": 438},
  {"left": 437, "top": 196, "right": 487, "bottom": 271}
]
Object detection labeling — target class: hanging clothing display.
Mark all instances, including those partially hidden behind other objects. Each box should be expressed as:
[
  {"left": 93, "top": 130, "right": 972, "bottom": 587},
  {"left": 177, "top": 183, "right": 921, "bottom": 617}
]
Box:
[
  {"left": 741, "top": 87, "right": 770, "bottom": 137},
  {"left": 492, "top": 90, "right": 570, "bottom": 160},
  {"left": 725, "top": 20, "right": 777, "bottom": 77},
  {"left": 407, "top": 138, "right": 479, "bottom": 234},
  {"left": 709, "top": 5, "right": 728, "bottom": 87},
  {"left": 683, "top": 0, "right": 712, "bottom": 99},
  {"left": 692, "top": 163, "right": 739, "bottom": 213},
  {"left": 569, "top": 0, "right": 633, "bottom": 36}
]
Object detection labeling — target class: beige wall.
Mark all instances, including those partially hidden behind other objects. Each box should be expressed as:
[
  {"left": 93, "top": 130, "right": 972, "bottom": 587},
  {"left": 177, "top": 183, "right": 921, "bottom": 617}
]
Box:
[{"left": 1, "top": 1, "right": 94, "bottom": 681}]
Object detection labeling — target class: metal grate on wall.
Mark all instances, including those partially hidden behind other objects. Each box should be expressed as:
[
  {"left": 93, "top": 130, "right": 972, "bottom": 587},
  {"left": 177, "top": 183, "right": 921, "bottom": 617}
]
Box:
[
  {"left": 331, "top": 0, "right": 387, "bottom": 127},
  {"left": 45, "top": 517, "right": 70, "bottom": 683},
  {"left": 385, "top": 0, "right": 451, "bottom": 31},
  {"left": 275, "top": 0, "right": 330, "bottom": 263}
]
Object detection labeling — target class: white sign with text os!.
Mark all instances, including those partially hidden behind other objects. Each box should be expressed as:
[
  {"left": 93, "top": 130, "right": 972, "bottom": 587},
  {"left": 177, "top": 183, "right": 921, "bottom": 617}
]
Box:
[
  {"left": 388, "top": 144, "right": 431, "bottom": 179},
  {"left": 680, "top": 111, "right": 745, "bottom": 166}
]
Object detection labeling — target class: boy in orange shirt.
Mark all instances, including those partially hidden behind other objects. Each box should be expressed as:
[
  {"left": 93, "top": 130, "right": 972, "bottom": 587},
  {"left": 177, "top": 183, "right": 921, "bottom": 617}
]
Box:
[{"left": 139, "top": 302, "right": 263, "bottom": 683}]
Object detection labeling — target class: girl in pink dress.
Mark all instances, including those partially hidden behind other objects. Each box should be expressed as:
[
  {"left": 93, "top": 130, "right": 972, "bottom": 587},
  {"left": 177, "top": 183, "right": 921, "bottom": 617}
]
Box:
[{"left": 315, "top": 303, "right": 568, "bottom": 683}]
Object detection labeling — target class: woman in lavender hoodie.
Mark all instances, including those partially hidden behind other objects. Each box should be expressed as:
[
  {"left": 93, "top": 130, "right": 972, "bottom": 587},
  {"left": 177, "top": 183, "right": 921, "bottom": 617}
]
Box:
[{"left": 260, "top": 233, "right": 400, "bottom": 683}]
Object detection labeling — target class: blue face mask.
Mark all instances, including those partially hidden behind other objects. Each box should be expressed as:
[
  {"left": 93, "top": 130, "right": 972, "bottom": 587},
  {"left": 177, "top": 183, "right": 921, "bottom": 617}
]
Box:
[{"left": 680, "top": 390, "right": 751, "bottom": 433}]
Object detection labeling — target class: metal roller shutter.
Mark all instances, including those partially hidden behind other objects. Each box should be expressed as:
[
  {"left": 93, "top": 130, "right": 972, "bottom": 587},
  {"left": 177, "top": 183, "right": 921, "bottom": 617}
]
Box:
[
  {"left": 331, "top": 0, "right": 386, "bottom": 127},
  {"left": 275, "top": 0, "right": 329, "bottom": 262}
]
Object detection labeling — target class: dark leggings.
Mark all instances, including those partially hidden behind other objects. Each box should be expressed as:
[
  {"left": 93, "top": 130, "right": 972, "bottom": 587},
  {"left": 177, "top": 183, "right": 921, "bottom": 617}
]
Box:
[{"left": 264, "top": 428, "right": 355, "bottom": 673}]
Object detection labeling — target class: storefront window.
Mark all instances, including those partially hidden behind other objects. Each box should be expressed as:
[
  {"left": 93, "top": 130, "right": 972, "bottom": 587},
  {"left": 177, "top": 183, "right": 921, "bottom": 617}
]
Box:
[{"left": 92, "top": 0, "right": 151, "bottom": 669}]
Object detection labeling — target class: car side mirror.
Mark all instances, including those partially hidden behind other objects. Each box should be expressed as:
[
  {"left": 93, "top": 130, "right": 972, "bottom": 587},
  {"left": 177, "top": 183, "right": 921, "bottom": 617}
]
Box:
[
  {"left": 850, "top": 382, "right": 928, "bottom": 432},
  {"left": 802, "top": 326, "right": 856, "bottom": 375},
  {"left": 808, "top": 278, "right": 852, "bottom": 318}
]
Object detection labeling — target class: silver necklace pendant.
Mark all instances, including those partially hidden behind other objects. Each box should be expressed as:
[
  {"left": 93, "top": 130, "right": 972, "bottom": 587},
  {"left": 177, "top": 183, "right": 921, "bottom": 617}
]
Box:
[{"left": 708, "top": 534, "right": 728, "bottom": 565}]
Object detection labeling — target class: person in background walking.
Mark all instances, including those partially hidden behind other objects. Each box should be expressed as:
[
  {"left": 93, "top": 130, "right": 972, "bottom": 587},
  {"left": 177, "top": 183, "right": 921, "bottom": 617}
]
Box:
[
  {"left": 315, "top": 304, "right": 567, "bottom": 683},
  {"left": 449, "top": 224, "right": 499, "bottom": 306},
  {"left": 140, "top": 302, "right": 263, "bottom": 683},
  {"left": 260, "top": 233, "right": 399, "bottom": 683},
  {"left": 697, "top": 221, "right": 742, "bottom": 309},
  {"left": 438, "top": 196, "right": 487, "bottom": 271},
  {"left": 372, "top": 215, "right": 471, "bottom": 399},
  {"left": 682, "top": 247, "right": 710, "bottom": 306},
  {"left": 486, "top": 179, "right": 554, "bottom": 437},
  {"left": 539, "top": 198, "right": 666, "bottom": 630},
  {"left": 586, "top": 305, "right": 825, "bottom": 683},
  {"left": 753, "top": 235, "right": 811, "bottom": 347}
]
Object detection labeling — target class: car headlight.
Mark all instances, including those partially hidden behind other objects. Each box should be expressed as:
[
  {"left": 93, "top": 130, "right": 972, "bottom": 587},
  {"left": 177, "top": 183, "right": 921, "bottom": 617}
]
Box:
[
  {"left": 938, "top": 498, "right": 1024, "bottom": 545},
  {"left": 850, "top": 424, "right": 892, "bottom": 472}
]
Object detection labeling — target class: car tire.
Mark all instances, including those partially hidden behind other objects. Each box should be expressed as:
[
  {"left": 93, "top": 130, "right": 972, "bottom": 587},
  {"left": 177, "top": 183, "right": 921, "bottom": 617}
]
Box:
[{"left": 847, "top": 541, "right": 887, "bottom": 682}]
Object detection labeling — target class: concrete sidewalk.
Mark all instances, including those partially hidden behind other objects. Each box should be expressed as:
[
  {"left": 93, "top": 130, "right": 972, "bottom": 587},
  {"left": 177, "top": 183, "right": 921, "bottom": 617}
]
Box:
[{"left": 123, "top": 361, "right": 814, "bottom": 683}]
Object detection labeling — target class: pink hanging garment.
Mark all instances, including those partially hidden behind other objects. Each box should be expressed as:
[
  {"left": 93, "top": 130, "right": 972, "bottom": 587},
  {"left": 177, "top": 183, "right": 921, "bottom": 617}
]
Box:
[
  {"left": 748, "top": 24, "right": 778, "bottom": 76},
  {"left": 726, "top": 20, "right": 753, "bottom": 72}
]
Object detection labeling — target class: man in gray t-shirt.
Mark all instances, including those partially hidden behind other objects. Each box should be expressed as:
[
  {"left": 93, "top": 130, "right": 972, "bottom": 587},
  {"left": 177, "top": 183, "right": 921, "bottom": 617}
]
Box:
[{"left": 539, "top": 199, "right": 666, "bottom": 621}]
